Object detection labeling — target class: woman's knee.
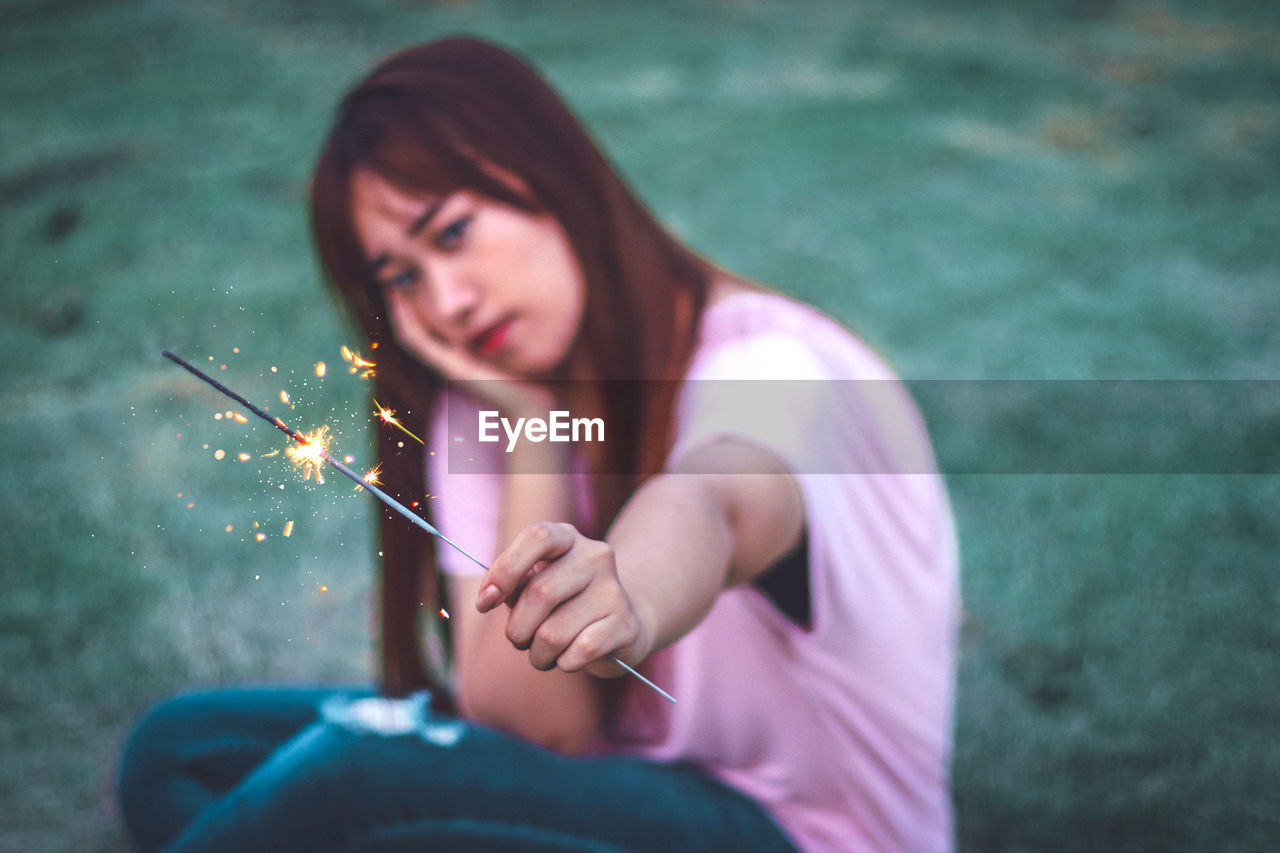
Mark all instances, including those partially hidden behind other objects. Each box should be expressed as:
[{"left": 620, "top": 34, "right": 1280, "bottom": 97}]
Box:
[
  {"left": 117, "top": 688, "right": 328, "bottom": 843},
  {"left": 117, "top": 690, "right": 226, "bottom": 852}
]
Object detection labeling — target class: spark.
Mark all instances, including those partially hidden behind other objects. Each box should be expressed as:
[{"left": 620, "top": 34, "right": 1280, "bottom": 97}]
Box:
[
  {"left": 315, "top": 361, "right": 326, "bottom": 377},
  {"left": 231, "top": 412, "right": 248, "bottom": 424},
  {"left": 439, "top": 608, "right": 450, "bottom": 620},
  {"left": 283, "top": 520, "right": 294, "bottom": 537},
  {"left": 280, "top": 390, "right": 291, "bottom": 406},
  {"left": 285, "top": 425, "right": 331, "bottom": 483},
  {"left": 372, "top": 399, "right": 424, "bottom": 445},
  {"left": 214, "top": 449, "right": 225, "bottom": 461},
  {"left": 319, "top": 585, "right": 329, "bottom": 593},
  {"left": 355, "top": 463, "right": 383, "bottom": 492},
  {"left": 255, "top": 532, "right": 266, "bottom": 542},
  {"left": 341, "top": 345, "right": 376, "bottom": 378}
]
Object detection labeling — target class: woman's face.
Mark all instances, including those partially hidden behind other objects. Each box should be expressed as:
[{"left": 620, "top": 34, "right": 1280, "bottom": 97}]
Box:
[{"left": 349, "top": 169, "right": 587, "bottom": 379}]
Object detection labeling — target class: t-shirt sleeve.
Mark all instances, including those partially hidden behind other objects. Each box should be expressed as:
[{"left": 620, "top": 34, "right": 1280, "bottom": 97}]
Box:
[
  {"left": 426, "top": 391, "right": 502, "bottom": 577},
  {"left": 668, "top": 331, "right": 935, "bottom": 478},
  {"left": 668, "top": 332, "right": 840, "bottom": 475}
]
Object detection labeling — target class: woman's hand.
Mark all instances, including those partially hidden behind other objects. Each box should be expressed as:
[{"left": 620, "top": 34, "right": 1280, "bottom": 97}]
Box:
[
  {"left": 386, "top": 291, "right": 554, "bottom": 417},
  {"left": 476, "top": 522, "right": 654, "bottom": 677}
]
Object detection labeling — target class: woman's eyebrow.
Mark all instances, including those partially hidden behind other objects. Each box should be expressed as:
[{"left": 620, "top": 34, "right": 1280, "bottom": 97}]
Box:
[
  {"left": 366, "top": 199, "right": 444, "bottom": 273},
  {"left": 406, "top": 199, "right": 444, "bottom": 237}
]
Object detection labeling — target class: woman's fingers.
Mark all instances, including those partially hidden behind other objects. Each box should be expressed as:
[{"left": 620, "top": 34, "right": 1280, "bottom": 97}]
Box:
[
  {"left": 503, "top": 555, "right": 594, "bottom": 651},
  {"left": 480, "top": 523, "right": 640, "bottom": 673},
  {"left": 477, "top": 522, "right": 576, "bottom": 613},
  {"left": 549, "top": 610, "right": 640, "bottom": 674},
  {"left": 525, "top": 601, "right": 606, "bottom": 671}
]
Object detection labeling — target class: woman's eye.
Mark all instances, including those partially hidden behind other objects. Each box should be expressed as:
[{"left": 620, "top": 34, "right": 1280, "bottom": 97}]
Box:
[
  {"left": 434, "top": 215, "right": 471, "bottom": 250},
  {"left": 383, "top": 268, "right": 419, "bottom": 291}
]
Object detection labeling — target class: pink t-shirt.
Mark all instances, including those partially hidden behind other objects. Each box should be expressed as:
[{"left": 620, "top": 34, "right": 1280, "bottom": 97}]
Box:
[{"left": 428, "top": 291, "right": 959, "bottom": 852}]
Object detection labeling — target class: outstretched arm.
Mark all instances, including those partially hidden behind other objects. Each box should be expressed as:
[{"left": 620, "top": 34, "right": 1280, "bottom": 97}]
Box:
[{"left": 477, "top": 436, "right": 806, "bottom": 682}]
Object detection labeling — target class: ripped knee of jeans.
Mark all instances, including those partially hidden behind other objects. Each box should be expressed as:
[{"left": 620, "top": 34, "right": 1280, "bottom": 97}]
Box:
[{"left": 320, "top": 691, "right": 465, "bottom": 747}]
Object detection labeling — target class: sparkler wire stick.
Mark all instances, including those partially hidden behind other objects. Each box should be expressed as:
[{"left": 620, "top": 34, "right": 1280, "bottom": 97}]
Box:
[{"left": 162, "top": 350, "right": 675, "bottom": 704}]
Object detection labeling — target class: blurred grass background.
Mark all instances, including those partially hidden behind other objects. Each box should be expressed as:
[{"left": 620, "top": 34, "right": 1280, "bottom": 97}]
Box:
[{"left": 1, "top": 0, "right": 1277, "bottom": 850}]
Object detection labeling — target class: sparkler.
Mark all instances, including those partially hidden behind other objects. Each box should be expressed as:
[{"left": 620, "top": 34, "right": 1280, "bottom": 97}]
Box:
[{"left": 162, "top": 350, "right": 674, "bottom": 703}]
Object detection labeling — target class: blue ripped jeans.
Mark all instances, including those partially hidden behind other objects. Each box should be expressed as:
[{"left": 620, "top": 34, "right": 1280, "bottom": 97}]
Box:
[{"left": 117, "top": 687, "right": 799, "bottom": 853}]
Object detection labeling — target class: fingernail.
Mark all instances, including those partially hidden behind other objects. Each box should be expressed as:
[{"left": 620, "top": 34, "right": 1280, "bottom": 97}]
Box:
[{"left": 477, "top": 584, "right": 501, "bottom": 611}]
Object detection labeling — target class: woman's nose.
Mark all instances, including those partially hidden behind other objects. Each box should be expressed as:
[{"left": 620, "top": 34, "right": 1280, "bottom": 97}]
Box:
[{"left": 428, "top": 262, "right": 480, "bottom": 330}]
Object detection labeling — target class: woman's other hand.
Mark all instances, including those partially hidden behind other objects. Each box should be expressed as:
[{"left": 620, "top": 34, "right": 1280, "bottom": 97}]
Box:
[{"left": 387, "top": 291, "right": 555, "bottom": 417}]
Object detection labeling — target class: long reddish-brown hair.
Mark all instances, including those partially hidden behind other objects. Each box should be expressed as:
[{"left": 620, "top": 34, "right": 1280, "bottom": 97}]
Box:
[{"left": 310, "top": 37, "right": 711, "bottom": 698}]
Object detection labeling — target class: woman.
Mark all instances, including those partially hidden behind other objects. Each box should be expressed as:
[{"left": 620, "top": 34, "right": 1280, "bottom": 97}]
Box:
[{"left": 119, "top": 37, "right": 959, "bottom": 852}]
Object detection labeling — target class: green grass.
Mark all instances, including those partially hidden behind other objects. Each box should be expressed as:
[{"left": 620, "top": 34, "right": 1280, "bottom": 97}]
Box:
[{"left": 1, "top": 1, "right": 1277, "bottom": 849}]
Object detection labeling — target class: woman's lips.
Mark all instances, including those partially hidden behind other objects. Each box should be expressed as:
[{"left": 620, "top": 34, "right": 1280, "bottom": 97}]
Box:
[{"left": 473, "top": 318, "right": 513, "bottom": 354}]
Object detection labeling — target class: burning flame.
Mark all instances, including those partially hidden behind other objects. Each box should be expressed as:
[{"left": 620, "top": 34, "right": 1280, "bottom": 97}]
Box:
[
  {"left": 341, "top": 345, "right": 376, "bottom": 378},
  {"left": 285, "top": 425, "right": 331, "bottom": 483},
  {"left": 372, "top": 399, "right": 424, "bottom": 445}
]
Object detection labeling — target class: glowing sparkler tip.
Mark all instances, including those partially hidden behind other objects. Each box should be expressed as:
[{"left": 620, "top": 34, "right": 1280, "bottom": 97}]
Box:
[{"left": 285, "top": 425, "right": 332, "bottom": 484}]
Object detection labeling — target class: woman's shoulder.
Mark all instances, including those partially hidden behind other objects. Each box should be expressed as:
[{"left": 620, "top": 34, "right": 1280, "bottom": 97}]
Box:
[{"left": 690, "top": 279, "right": 894, "bottom": 382}]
